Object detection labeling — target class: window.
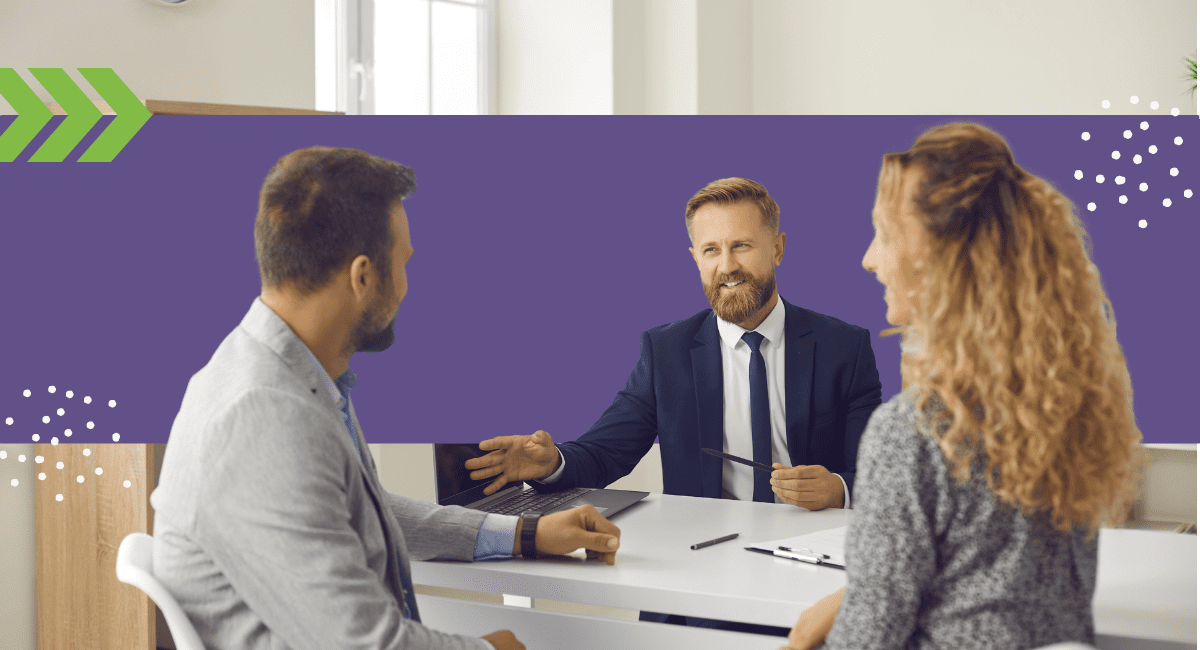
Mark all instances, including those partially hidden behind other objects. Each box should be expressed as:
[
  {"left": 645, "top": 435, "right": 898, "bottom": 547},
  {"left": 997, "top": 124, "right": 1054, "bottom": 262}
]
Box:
[{"left": 316, "top": 0, "right": 495, "bottom": 115}]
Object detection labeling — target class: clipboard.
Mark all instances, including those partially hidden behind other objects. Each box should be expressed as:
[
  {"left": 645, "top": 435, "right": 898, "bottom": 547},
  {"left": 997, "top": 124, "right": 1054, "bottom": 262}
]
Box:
[{"left": 744, "top": 526, "right": 848, "bottom": 569}]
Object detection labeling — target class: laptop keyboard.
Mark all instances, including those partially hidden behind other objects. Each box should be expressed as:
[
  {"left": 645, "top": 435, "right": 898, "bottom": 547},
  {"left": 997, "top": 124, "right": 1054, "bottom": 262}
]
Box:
[{"left": 477, "top": 488, "right": 589, "bottom": 516}]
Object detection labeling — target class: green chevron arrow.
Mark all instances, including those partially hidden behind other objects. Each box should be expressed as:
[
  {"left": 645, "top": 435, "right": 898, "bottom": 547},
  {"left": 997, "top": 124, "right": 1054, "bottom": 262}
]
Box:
[
  {"left": 28, "top": 68, "right": 102, "bottom": 162},
  {"left": 77, "top": 68, "right": 150, "bottom": 162},
  {"left": 0, "top": 68, "right": 53, "bottom": 162}
]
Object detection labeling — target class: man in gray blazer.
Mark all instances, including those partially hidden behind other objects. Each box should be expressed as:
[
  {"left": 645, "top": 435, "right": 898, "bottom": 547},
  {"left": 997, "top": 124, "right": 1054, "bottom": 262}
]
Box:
[{"left": 151, "top": 147, "right": 621, "bottom": 650}]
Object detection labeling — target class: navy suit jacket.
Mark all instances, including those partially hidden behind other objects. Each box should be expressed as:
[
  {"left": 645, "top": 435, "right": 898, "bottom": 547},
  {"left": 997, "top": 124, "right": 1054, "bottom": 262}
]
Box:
[{"left": 536, "top": 297, "right": 883, "bottom": 500}]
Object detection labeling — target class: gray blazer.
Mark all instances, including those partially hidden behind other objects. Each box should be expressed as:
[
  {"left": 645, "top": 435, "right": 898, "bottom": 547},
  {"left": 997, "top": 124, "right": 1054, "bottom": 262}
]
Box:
[{"left": 151, "top": 298, "right": 492, "bottom": 650}]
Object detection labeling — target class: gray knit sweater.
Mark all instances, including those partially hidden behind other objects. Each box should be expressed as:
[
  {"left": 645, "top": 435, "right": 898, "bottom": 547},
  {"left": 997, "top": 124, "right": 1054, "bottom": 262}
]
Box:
[{"left": 823, "top": 392, "right": 1097, "bottom": 650}]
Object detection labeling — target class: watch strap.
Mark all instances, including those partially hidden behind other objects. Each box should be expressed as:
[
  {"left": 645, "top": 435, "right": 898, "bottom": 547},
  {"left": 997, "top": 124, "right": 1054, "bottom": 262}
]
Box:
[{"left": 520, "top": 513, "right": 541, "bottom": 559}]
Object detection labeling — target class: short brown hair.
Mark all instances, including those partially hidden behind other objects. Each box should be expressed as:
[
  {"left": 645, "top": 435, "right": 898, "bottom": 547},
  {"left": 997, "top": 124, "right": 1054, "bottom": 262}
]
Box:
[
  {"left": 255, "top": 147, "right": 416, "bottom": 294},
  {"left": 684, "top": 177, "right": 780, "bottom": 241}
]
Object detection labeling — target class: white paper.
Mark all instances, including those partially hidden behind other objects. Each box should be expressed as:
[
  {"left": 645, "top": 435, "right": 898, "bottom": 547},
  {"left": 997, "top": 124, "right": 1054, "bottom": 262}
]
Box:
[{"left": 745, "top": 525, "right": 848, "bottom": 567}]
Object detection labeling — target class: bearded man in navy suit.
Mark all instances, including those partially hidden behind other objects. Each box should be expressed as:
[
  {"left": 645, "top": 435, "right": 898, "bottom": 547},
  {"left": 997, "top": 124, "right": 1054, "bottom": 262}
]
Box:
[{"left": 469, "top": 177, "right": 881, "bottom": 516}]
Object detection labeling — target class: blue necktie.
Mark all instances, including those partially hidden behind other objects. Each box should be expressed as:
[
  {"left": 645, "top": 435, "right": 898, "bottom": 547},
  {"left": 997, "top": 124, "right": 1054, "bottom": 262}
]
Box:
[
  {"left": 335, "top": 376, "right": 422, "bottom": 623},
  {"left": 741, "top": 332, "right": 775, "bottom": 503}
]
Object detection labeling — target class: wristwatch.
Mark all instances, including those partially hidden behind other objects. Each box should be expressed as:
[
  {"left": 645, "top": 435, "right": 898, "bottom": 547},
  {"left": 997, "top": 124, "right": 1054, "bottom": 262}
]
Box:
[{"left": 520, "top": 512, "right": 541, "bottom": 559}]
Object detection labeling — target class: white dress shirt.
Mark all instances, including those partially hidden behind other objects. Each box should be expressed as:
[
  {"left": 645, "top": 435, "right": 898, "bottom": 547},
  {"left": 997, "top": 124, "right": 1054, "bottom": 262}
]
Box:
[{"left": 544, "top": 296, "right": 849, "bottom": 507}]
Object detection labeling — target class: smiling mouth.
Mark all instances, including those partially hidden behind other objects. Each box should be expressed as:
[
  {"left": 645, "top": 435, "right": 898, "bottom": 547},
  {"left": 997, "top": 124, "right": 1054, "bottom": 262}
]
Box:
[{"left": 722, "top": 281, "right": 744, "bottom": 288}]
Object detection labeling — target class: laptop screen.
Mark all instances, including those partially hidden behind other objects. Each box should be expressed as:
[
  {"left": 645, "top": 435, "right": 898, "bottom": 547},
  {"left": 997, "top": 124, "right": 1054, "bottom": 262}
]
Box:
[{"left": 433, "top": 443, "right": 517, "bottom": 507}]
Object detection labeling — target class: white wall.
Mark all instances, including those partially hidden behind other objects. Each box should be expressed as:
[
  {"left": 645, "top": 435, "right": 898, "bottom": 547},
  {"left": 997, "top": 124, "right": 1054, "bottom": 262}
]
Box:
[
  {"left": 750, "top": 0, "right": 1198, "bottom": 115},
  {"left": 0, "top": 0, "right": 316, "bottom": 113},
  {"left": 0, "top": 445, "right": 36, "bottom": 650},
  {"left": 495, "top": 0, "right": 613, "bottom": 114}
]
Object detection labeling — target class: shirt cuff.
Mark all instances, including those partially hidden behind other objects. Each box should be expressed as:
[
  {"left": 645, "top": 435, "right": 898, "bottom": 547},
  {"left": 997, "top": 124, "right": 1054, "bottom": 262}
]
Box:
[
  {"left": 536, "top": 448, "right": 567, "bottom": 484},
  {"left": 472, "top": 513, "right": 520, "bottom": 560},
  {"left": 478, "top": 640, "right": 496, "bottom": 650},
  {"left": 837, "top": 473, "right": 851, "bottom": 509}
]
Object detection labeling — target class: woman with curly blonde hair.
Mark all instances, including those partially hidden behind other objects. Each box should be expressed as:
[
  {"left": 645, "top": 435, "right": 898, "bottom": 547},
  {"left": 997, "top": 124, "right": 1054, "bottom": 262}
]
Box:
[{"left": 781, "top": 122, "right": 1143, "bottom": 650}]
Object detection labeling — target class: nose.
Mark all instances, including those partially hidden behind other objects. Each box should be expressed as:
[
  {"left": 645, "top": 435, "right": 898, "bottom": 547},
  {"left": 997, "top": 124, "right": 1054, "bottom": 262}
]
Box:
[{"left": 717, "top": 248, "right": 741, "bottom": 275}]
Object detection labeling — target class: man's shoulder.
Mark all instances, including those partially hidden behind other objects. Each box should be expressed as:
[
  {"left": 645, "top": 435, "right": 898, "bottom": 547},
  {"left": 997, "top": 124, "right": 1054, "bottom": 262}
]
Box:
[
  {"left": 785, "top": 301, "right": 870, "bottom": 340},
  {"left": 641, "top": 308, "right": 713, "bottom": 344}
]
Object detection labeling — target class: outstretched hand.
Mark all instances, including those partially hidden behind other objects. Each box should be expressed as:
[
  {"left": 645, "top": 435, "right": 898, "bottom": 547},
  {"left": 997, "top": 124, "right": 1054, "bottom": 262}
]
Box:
[
  {"left": 466, "top": 431, "right": 562, "bottom": 495},
  {"left": 770, "top": 463, "right": 845, "bottom": 510}
]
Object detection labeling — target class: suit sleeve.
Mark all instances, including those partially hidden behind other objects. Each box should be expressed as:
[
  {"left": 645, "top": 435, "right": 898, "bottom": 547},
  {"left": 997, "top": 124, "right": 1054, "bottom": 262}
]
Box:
[
  {"left": 534, "top": 330, "right": 659, "bottom": 491},
  {"left": 193, "top": 389, "right": 489, "bottom": 650},
  {"left": 837, "top": 327, "right": 883, "bottom": 498}
]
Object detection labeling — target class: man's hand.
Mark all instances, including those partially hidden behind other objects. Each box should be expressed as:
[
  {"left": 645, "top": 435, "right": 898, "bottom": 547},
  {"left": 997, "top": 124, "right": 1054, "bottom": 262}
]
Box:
[
  {"left": 770, "top": 463, "right": 845, "bottom": 510},
  {"left": 466, "top": 431, "right": 562, "bottom": 496},
  {"left": 522, "top": 505, "right": 621, "bottom": 565},
  {"left": 778, "top": 587, "right": 845, "bottom": 650},
  {"left": 481, "top": 630, "right": 525, "bottom": 650}
]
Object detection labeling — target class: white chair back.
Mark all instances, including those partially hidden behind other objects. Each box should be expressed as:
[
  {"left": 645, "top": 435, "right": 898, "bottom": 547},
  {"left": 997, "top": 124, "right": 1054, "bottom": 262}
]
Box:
[{"left": 115, "top": 532, "right": 206, "bottom": 650}]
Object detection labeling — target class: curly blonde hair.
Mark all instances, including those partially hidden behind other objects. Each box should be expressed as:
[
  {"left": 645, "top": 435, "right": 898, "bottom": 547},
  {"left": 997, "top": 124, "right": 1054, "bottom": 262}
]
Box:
[{"left": 876, "top": 122, "right": 1143, "bottom": 533}]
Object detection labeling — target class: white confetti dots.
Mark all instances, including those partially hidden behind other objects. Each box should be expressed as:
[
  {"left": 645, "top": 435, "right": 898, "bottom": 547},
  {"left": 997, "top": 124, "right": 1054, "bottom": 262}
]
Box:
[
  {"left": 41, "top": 416, "right": 50, "bottom": 424},
  {"left": 86, "top": 421, "right": 94, "bottom": 430},
  {"left": 1149, "top": 145, "right": 1158, "bottom": 154},
  {"left": 1111, "top": 151, "right": 1120, "bottom": 160},
  {"left": 10, "top": 479, "right": 17, "bottom": 487},
  {"left": 1096, "top": 174, "right": 1106, "bottom": 183},
  {"left": 56, "top": 461, "right": 63, "bottom": 469},
  {"left": 1151, "top": 101, "right": 1160, "bottom": 110},
  {"left": 31, "top": 434, "right": 39, "bottom": 442},
  {"left": 56, "top": 408, "right": 64, "bottom": 416},
  {"left": 1139, "top": 182, "right": 1149, "bottom": 192},
  {"left": 1087, "top": 202, "right": 1097, "bottom": 211},
  {"left": 18, "top": 455, "right": 25, "bottom": 463},
  {"left": 95, "top": 468, "right": 103, "bottom": 476},
  {"left": 83, "top": 396, "right": 91, "bottom": 404},
  {"left": 1081, "top": 132, "right": 1091, "bottom": 141},
  {"left": 1130, "top": 95, "right": 1139, "bottom": 104},
  {"left": 1171, "top": 108, "right": 1180, "bottom": 116},
  {"left": 108, "top": 400, "right": 116, "bottom": 408},
  {"left": 123, "top": 480, "right": 132, "bottom": 488},
  {"left": 83, "top": 448, "right": 91, "bottom": 457},
  {"left": 1134, "top": 155, "right": 1143, "bottom": 164},
  {"left": 1171, "top": 168, "right": 1180, "bottom": 176},
  {"left": 1102, "top": 100, "right": 1111, "bottom": 109},
  {"left": 0, "top": 451, "right": 6, "bottom": 459},
  {"left": 23, "top": 389, "right": 31, "bottom": 397},
  {"left": 1119, "top": 195, "right": 1128, "bottom": 204},
  {"left": 64, "top": 429, "right": 72, "bottom": 437},
  {"left": 1123, "top": 130, "right": 1132, "bottom": 139},
  {"left": 47, "top": 385, "right": 56, "bottom": 394},
  {"left": 4, "top": 417, "right": 11, "bottom": 425},
  {"left": 38, "top": 473, "right": 45, "bottom": 481},
  {"left": 1175, "top": 136, "right": 1183, "bottom": 145},
  {"left": 112, "top": 433, "right": 120, "bottom": 442},
  {"left": 1163, "top": 198, "right": 1173, "bottom": 207},
  {"left": 1139, "top": 219, "right": 1148, "bottom": 228},
  {"left": 35, "top": 456, "right": 43, "bottom": 464},
  {"left": 51, "top": 437, "right": 58, "bottom": 446},
  {"left": 1186, "top": 190, "right": 1194, "bottom": 199},
  {"left": 55, "top": 494, "right": 62, "bottom": 502},
  {"left": 1074, "top": 170, "right": 1083, "bottom": 180},
  {"left": 76, "top": 475, "right": 84, "bottom": 484},
  {"left": 1116, "top": 176, "right": 1126, "bottom": 185},
  {"left": 65, "top": 390, "right": 73, "bottom": 398},
  {"left": 1140, "top": 121, "right": 1149, "bottom": 131}
]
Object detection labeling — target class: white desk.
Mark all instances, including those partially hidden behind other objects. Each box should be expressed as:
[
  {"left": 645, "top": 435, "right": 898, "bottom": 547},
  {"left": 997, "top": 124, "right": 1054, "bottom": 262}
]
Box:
[{"left": 413, "top": 494, "right": 1196, "bottom": 648}]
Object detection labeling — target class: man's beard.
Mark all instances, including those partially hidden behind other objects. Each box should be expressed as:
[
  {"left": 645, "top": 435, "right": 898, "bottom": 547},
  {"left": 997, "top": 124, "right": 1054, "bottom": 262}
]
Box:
[
  {"left": 703, "top": 270, "right": 776, "bottom": 325},
  {"left": 350, "top": 290, "right": 397, "bottom": 354}
]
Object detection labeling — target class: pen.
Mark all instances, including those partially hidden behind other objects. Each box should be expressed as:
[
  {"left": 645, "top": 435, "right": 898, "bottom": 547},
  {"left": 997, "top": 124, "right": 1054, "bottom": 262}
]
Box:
[
  {"left": 779, "top": 546, "right": 829, "bottom": 559},
  {"left": 691, "top": 533, "right": 740, "bottom": 550},
  {"left": 773, "top": 549, "right": 823, "bottom": 564}
]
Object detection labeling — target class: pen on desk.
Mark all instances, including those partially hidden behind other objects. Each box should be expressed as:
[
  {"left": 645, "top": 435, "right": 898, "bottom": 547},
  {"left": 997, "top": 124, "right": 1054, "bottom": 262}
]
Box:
[{"left": 691, "top": 533, "right": 740, "bottom": 550}]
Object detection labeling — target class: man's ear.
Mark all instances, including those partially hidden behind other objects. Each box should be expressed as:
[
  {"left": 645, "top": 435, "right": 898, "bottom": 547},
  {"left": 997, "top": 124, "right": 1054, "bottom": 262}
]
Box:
[
  {"left": 774, "top": 231, "right": 787, "bottom": 266},
  {"left": 348, "top": 254, "right": 373, "bottom": 301}
]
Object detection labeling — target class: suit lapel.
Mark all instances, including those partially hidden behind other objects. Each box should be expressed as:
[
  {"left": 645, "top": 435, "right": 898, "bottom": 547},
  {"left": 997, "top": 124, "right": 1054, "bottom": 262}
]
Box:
[
  {"left": 691, "top": 312, "right": 724, "bottom": 498},
  {"left": 783, "top": 299, "right": 815, "bottom": 467}
]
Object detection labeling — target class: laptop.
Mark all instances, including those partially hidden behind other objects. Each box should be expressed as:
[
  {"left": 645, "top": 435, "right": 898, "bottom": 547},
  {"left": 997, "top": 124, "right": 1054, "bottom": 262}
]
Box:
[{"left": 434, "top": 443, "right": 649, "bottom": 518}]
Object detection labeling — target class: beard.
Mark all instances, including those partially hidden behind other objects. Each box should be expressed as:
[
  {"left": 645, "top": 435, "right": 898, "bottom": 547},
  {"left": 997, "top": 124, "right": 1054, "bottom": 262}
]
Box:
[
  {"left": 350, "top": 287, "right": 397, "bottom": 354},
  {"left": 703, "top": 269, "right": 777, "bottom": 325}
]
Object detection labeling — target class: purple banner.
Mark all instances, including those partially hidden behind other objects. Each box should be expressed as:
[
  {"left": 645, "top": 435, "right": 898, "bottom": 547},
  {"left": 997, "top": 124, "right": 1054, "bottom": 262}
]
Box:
[{"left": 1, "top": 115, "right": 1196, "bottom": 444}]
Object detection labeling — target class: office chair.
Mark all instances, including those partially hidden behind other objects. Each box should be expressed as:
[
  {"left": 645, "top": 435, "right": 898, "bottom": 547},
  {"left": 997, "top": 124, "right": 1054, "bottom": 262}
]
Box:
[{"left": 116, "top": 532, "right": 206, "bottom": 650}]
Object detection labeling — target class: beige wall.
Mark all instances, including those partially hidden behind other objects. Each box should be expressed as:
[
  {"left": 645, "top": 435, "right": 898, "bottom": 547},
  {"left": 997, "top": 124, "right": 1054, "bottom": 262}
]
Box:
[
  {"left": 0, "top": 444, "right": 36, "bottom": 650},
  {"left": 0, "top": 0, "right": 315, "bottom": 114}
]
